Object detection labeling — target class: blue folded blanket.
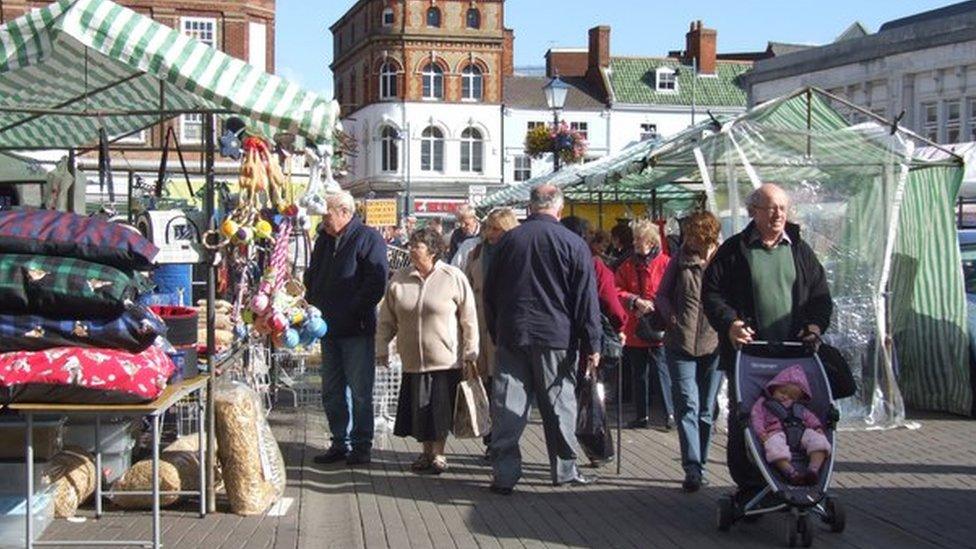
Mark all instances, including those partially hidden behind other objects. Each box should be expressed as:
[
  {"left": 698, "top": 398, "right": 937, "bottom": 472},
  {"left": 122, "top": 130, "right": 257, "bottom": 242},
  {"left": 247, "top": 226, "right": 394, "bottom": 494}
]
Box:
[{"left": 0, "top": 306, "right": 167, "bottom": 353}]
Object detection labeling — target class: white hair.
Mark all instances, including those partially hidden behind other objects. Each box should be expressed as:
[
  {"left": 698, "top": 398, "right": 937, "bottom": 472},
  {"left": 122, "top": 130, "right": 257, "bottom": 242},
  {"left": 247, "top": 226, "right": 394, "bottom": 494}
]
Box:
[
  {"left": 456, "top": 204, "right": 477, "bottom": 221},
  {"left": 529, "top": 184, "right": 564, "bottom": 213},
  {"left": 325, "top": 190, "right": 356, "bottom": 214}
]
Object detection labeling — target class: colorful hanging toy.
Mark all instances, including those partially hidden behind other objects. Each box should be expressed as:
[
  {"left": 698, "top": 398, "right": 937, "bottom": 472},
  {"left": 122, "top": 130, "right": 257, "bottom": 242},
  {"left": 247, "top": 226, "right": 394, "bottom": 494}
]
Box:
[{"left": 209, "top": 135, "right": 327, "bottom": 350}]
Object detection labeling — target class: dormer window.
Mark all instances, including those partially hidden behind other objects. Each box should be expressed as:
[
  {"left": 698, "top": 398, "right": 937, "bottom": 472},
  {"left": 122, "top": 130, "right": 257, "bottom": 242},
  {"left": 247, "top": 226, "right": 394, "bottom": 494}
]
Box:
[{"left": 656, "top": 67, "right": 677, "bottom": 92}]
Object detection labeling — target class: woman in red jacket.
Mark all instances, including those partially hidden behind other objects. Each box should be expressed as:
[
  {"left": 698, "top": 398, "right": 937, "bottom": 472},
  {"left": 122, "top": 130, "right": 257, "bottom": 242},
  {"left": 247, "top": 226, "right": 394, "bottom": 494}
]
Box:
[{"left": 616, "top": 219, "right": 674, "bottom": 429}]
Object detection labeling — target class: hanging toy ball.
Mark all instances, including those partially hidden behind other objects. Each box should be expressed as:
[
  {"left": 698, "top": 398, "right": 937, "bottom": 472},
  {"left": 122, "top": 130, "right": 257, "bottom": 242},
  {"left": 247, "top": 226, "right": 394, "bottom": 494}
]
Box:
[
  {"left": 220, "top": 219, "right": 239, "bottom": 238},
  {"left": 283, "top": 328, "right": 300, "bottom": 348},
  {"left": 306, "top": 306, "right": 322, "bottom": 319},
  {"left": 254, "top": 219, "right": 274, "bottom": 240},
  {"left": 306, "top": 316, "right": 328, "bottom": 339},
  {"left": 271, "top": 311, "right": 289, "bottom": 333},
  {"left": 284, "top": 204, "right": 300, "bottom": 217},
  {"left": 242, "top": 309, "right": 255, "bottom": 324},
  {"left": 233, "top": 227, "right": 253, "bottom": 245},
  {"left": 250, "top": 294, "right": 270, "bottom": 315},
  {"left": 289, "top": 308, "right": 305, "bottom": 326},
  {"left": 298, "top": 328, "right": 317, "bottom": 348}
]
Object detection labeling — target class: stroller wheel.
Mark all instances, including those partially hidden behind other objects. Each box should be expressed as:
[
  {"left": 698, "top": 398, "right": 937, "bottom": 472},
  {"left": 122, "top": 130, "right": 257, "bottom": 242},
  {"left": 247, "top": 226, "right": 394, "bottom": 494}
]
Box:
[
  {"left": 717, "top": 496, "right": 735, "bottom": 532},
  {"left": 825, "top": 497, "right": 846, "bottom": 533},
  {"left": 785, "top": 515, "right": 798, "bottom": 547},
  {"left": 798, "top": 514, "right": 814, "bottom": 547}
]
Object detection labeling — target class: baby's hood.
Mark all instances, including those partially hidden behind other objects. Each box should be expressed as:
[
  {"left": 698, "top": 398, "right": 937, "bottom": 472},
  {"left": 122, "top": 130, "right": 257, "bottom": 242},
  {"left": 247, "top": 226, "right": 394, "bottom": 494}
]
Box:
[{"left": 765, "top": 365, "right": 812, "bottom": 401}]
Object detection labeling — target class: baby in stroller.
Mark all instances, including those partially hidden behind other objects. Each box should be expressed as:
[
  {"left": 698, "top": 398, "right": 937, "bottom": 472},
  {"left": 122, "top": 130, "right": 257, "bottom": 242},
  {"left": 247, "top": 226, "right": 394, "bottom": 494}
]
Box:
[{"left": 750, "top": 365, "right": 831, "bottom": 486}]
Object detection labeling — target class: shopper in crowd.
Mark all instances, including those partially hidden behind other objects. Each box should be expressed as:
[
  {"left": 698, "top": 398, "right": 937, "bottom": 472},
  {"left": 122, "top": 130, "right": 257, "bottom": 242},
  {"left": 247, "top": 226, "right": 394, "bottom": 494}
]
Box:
[
  {"left": 376, "top": 227, "right": 479, "bottom": 474},
  {"left": 702, "top": 183, "right": 832, "bottom": 506},
  {"left": 655, "top": 211, "right": 723, "bottom": 492},
  {"left": 616, "top": 219, "right": 674, "bottom": 430},
  {"left": 464, "top": 208, "right": 520, "bottom": 457},
  {"left": 484, "top": 184, "right": 602, "bottom": 494},
  {"left": 305, "top": 190, "right": 389, "bottom": 465},
  {"left": 426, "top": 217, "right": 443, "bottom": 234},
  {"left": 609, "top": 222, "right": 635, "bottom": 271},
  {"left": 404, "top": 215, "right": 418, "bottom": 236},
  {"left": 589, "top": 229, "right": 613, "bottom": 264},
  {"left": 448, "top": 204, "right": 481, "bottom": 263}
]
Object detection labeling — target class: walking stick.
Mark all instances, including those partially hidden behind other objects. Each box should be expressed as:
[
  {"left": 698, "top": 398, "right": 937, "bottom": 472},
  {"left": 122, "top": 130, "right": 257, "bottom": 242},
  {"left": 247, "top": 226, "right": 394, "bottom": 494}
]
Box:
[{"left": 616, "top": 360, "right": 622, "bottom": 475}]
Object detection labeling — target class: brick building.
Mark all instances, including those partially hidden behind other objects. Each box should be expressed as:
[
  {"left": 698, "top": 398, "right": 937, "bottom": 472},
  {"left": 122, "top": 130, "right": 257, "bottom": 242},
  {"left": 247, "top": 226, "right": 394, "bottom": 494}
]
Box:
[
  {"left": 1, "top": 0, "right": 275, "bottom": 159},
  {"left": 331, "top": 0, "right": 510, "bottom": 215}
]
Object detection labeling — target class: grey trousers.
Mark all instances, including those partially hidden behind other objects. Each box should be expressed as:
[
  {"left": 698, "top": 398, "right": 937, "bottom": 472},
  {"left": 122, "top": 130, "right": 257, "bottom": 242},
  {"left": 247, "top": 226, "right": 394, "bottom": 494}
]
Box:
[{"left": 490, "top": 344, "right": 581, "bottom": 488}]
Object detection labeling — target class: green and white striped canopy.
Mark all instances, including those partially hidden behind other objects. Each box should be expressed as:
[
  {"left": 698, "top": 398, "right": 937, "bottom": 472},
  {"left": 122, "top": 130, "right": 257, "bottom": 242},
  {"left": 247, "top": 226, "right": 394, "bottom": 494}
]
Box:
[{"left": 0, "top": 0, "right": 338, "bottom": 149}]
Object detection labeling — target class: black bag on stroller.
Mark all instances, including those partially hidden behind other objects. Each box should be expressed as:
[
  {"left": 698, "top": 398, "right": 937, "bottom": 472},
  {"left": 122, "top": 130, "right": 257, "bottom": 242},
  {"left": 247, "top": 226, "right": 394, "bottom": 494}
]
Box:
[{"left": 576, "top": 374, "right": 614, "bottom": 463}]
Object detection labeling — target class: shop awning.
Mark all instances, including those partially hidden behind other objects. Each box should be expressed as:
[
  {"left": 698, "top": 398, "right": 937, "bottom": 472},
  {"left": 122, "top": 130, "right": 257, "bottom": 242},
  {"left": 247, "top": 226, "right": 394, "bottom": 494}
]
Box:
[{"left": 0, "top": 0, "right": 339, "bottom": 149}]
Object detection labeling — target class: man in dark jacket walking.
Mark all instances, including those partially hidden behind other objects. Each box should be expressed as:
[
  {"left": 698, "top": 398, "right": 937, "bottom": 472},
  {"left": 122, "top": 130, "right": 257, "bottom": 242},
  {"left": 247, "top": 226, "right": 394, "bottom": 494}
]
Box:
[
  {"left": 484, "top": 184, "right": 602, "bottom": 494},
  {"left": 702, "top": 183, "right": 832, "bottom": 503},
  {"left": 304, "top": 191, "right": 389, "bottom": 465}
]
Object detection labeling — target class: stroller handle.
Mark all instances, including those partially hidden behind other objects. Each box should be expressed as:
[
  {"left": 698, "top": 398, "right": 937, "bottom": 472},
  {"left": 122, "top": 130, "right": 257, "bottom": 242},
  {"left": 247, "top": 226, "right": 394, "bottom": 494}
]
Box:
[{"left": 744, "top": 340, "right": 804, "bottom": 348}]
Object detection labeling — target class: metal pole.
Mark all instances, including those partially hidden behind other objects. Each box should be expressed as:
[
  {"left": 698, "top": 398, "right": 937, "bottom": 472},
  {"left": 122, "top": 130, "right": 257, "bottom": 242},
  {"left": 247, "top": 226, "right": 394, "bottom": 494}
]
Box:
[
  {"left": 405, "top": 123, "right": 412, "bottom": 214},
  {"left": 691, "top": 57, "right": 697, "bottom": 125},
  {"left": 203, "top": 113, "right": 217, "bottom": 513},
  {"left": 552, "top": 109, "right": 561, "bottom": 173}
]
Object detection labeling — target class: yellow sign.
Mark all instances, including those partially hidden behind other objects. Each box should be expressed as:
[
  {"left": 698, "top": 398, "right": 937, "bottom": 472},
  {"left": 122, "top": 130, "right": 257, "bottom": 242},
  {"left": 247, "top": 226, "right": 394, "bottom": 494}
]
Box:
[{"left": 364, "top": 199, "right": 398, "bottom": 227}]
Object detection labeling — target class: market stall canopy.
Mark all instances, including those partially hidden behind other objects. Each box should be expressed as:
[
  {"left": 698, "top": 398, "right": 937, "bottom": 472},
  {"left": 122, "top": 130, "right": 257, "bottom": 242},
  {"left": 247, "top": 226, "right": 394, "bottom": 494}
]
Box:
[{"left": 0, "top": 0, "right": 339, "bottom": 149}]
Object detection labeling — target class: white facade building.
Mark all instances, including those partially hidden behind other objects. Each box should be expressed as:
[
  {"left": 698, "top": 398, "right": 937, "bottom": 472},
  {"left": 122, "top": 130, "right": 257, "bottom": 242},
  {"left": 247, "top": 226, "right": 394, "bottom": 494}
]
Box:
[{"left": 741, "top": 2, "right": 976, "bottom": 146}]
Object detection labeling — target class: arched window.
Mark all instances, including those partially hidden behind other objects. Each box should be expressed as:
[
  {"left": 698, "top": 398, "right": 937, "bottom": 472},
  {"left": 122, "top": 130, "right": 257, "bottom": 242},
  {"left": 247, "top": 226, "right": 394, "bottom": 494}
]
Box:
[
  {"left": 461, "top": 65, "right": 483, "bottom": 101},
  {"left": 421, "top": 63, "right": 443, "bottom": 99},
  {"left": 380, "top": 126, "right": 399, "bottom": 172},
  {"left": 421, "top": 127, "right": 444, "bottom": 171},
  {"left": 460, "top": 127, "right": 483, "bottom": 173},
  {"left": 381, "top": 7, "right": 394, "bottom": 27},
  {"left": 466, "top": 8, "right": 480, "bottom": 29},
  {"left": 379, "top": 62, "right": 398, "bottom": 99},
  {"left": 426, "top": 7, "right": 441, "bottom": 27}
]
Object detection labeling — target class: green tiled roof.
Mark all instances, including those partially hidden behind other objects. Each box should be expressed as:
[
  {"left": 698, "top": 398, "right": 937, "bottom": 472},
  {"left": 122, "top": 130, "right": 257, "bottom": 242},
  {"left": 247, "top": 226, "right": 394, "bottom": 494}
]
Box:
[{"left": 609, "top": 57, "right": 750, "bottom": 107}]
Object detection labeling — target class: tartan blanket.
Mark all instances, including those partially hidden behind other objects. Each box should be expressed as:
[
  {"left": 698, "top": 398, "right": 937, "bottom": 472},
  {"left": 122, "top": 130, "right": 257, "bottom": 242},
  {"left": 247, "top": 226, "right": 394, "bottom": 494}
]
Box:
[
  {"left": 0, "top": 254, "right": 141, "bottom": 319},
  {"left": 0, "top": 305, "right": 166, "bottom": 353},
  {"left": 0, "top": 209, "right": 158, "bottom": 270}
]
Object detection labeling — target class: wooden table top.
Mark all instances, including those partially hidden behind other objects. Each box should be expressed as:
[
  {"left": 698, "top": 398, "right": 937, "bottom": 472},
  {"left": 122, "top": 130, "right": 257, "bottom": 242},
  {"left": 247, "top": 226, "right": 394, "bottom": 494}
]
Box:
[{"left": 7, "top": 375, "right": 210, "bottom": 414}]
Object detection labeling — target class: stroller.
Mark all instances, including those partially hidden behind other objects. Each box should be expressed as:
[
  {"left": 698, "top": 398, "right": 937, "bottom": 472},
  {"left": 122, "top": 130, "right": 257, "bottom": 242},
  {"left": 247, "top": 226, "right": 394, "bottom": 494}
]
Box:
[{"left": 717, "top": 342, "right": 846, "bottom": 547}]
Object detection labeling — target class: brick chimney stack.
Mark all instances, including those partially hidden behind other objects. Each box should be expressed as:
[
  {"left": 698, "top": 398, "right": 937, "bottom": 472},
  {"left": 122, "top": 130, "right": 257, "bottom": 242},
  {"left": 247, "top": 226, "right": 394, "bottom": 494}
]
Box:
[
  {"left": 502, "top": 28, "right": 515, "bottom": 77},
  {"left": 588, "top": 25, "right": 610, "bottom": 75},
  {"left": 685, "top": 20, "right": 716, "bottom": 74}
]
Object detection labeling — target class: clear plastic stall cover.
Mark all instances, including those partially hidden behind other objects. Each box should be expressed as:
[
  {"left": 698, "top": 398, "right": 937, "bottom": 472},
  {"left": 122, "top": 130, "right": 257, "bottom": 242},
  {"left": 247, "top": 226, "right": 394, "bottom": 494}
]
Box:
[{"left": 648, "top": 96, "right": 929, "bottom": 429}]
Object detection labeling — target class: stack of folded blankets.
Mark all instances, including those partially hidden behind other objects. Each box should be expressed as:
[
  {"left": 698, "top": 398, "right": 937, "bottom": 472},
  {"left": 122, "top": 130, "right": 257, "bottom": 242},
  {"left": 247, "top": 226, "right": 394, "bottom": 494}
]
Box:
[{"left": 0, "top": 209, "right": 176, "bottom": 404}]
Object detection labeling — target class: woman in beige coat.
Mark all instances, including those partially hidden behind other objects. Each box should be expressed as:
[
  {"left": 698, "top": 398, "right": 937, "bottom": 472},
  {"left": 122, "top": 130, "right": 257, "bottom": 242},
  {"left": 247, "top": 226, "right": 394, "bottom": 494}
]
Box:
[{"left": 376, "top": 227, "right": 479, "bottom": 474}]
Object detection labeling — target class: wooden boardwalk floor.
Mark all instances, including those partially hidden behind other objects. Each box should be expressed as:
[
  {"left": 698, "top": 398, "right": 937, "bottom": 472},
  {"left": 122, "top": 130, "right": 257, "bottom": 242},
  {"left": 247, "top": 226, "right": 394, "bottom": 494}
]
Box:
[{"left": 39, "top": 405, "right": 976, "bottom": 548}]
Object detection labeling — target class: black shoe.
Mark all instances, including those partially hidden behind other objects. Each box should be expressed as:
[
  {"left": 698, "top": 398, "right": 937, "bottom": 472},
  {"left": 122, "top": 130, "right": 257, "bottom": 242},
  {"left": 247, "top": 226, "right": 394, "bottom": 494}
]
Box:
[
  {"left": 664, "top": 415, "right": 675, "bottom": 431},
  {"left": 489, "top": 484, "right": 513, "bottom": 496},
  {"left": 682, "top": 472, "right": 702, "bottom": 493},
  {"left": 553, "top": 474, "right": 598, "bottom": 487},
  {"left": 346, "top": 449, "right": 372, "bottom": 466},
  {"left": 313, "top": 445, "right": 348, "bottom": 464},
  {"left": 627, "top": 418, "right": 649, "bottom": 429}
]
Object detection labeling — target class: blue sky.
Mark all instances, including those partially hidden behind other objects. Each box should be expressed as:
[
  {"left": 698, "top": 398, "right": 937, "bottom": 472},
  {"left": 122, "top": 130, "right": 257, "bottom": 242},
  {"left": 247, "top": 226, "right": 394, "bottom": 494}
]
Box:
[{"left": 276, "top": 0, "right": 956, "bottom": 98}]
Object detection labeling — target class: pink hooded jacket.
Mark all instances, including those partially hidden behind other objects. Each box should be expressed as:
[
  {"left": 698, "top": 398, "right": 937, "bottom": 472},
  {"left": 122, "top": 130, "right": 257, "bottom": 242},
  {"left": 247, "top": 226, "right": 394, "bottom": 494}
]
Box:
[{"left": 750, "top": 365, "right": 823, "bottom": 439}]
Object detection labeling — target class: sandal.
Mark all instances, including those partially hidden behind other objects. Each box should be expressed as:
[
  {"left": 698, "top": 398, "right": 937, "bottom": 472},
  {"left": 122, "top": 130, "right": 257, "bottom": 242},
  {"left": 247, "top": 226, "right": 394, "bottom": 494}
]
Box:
[
  {"left": 428, "top": 455, "right": 448, "bottom": 475},
  {"left": 410, "top": 454, "right": 432, "bottom": 472}
]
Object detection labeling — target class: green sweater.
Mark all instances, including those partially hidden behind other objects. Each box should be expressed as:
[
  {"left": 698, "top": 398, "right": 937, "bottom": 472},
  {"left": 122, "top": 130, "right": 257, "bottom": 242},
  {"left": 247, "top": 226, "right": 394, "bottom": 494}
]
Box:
[{"left": 745, "top": 243, "right": 796, "bottom": 342}]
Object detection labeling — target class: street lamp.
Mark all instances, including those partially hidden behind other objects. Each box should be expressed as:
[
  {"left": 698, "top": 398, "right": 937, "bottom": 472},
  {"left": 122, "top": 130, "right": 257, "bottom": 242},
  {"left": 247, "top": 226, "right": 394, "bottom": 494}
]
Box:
[
  {"left": 674, "top": 57, "right": 697, "bottom": 126},
  {"left": 543, "top": 75, "right": 569, "bottom": 172}
]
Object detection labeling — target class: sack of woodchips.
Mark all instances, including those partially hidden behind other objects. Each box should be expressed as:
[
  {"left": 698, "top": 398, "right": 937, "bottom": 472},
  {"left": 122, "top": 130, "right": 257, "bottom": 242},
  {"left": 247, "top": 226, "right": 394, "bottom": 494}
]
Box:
[{"left": 214, "top": 379, "right": 286, "bottom": 515}]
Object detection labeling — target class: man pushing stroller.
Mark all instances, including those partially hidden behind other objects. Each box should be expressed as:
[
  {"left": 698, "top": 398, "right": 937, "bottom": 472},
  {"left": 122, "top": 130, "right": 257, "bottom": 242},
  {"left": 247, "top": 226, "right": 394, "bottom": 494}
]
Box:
[{"left": 701, "top": 183, "right": 833, "bottom": 505}]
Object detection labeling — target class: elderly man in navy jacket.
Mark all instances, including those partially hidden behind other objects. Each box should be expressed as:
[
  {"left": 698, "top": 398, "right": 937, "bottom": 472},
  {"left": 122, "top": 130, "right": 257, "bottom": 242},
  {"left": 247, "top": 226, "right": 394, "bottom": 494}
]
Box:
[
  {"left": 305, "top": 191, "right": 389, "bottom": 465},
  {"left": 484, "top": 184, "right": 602, "bottom": 494}
]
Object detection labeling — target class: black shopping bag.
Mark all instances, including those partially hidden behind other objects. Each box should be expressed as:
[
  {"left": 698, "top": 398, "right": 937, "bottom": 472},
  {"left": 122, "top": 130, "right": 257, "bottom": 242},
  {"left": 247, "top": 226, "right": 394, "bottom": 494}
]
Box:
[{"left": 576, "top": 374, "right": 615, "bottom": 462}]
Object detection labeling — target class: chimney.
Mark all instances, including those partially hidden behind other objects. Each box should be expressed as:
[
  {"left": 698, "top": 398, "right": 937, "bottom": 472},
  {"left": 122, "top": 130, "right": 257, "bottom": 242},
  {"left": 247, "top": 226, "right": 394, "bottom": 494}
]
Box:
[
  {"left": 588, "top": 26, "right": 610, "bottom": 74},
  {"left": 685, "top": 20, "right": 717, "bottom": 74},
  {"left": 502, "top": 28, "right": 515, "bottom": 77}
]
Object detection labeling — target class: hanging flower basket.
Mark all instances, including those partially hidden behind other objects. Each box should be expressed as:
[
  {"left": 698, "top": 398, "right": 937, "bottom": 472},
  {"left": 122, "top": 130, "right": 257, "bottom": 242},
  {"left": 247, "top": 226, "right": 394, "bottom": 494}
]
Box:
[{"left": 524, "top": 121, "right": 588, "bottom": 164}]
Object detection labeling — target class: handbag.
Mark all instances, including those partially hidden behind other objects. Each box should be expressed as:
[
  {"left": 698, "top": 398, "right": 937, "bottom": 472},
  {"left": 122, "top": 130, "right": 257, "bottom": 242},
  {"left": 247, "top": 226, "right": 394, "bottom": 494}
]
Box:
[
  {"left": 817, "top": 343, "right": 857, "bottom": 399},
  {"left": 635, "top": 311, "right": 667, "bottom": 344},
  {"left": 575, "top": 373, "right": 614, "bottom": 462},
  {"left": 600, "top": 314, "right": 623, "bottom": 360},
  {"left": 452, "top": 361, "right": 491, "bottom": 438}
]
